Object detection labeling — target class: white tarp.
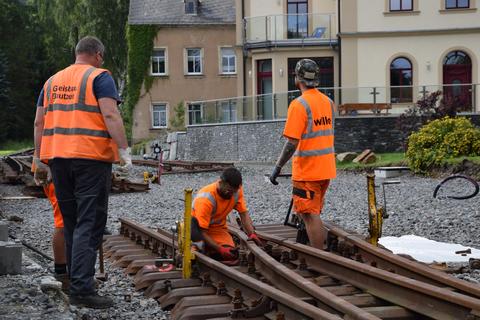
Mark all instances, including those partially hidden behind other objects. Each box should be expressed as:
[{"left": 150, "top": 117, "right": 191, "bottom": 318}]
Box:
[{"left": 379, "top": 235, "right": 480, "bottom": 263}]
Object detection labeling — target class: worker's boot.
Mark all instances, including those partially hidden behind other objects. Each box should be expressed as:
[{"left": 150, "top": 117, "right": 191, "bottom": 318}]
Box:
[
  {"left": 54, "top": 273, "right": 70, "bottom": 294},
  {"left": 69, "top": 293, "right": 114, "bottom": 309}
]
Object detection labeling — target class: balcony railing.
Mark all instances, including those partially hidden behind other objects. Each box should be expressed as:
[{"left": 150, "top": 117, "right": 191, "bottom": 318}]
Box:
[
  {"left": 186, "top": 84, "right": 479, "bottom": 126},
  {"left": 244, "top": 13, "right": 336, "bottom": 48}
]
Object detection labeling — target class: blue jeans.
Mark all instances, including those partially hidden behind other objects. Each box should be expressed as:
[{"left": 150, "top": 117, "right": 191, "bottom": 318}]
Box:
[{"left": 50, "top": 158, "right": 111, "bottom": 296}]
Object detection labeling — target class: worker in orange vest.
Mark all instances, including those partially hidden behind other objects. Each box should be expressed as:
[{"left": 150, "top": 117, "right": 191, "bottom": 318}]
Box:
[
  {"left": 191, "top": 167, "right": 262, "bottom": 262},
  {"left": 269, "top": 59, "right": 336, "bottom": 250},
  {"left": 33, "top": 36, "right": 131, "bottom": 309},
  {"left": 31, "top": 159, "right": 68, "bottom": 289}
]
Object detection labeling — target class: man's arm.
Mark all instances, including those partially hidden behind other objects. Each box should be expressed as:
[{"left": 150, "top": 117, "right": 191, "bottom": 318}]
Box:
[
  {"left": 238, "top": 211, "right": 255, "bottom": 236},
  {"left": 269, "top": 137, "right": 299, "bottom": 185},
  {"left": 275, "top": 137, "right": 299, "bottom": 168},
  {"left": 98, "top": 97, "right": 128, "bottom": 149},
  {"left": 200, "top": 229, "right": 222, "bottom": 252},
  {"left": 34, "top": 107, "right": 45, "bottom": 156}
]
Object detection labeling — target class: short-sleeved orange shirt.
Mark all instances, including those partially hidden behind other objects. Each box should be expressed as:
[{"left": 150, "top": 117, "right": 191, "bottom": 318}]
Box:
[{"left": 192, "top": 181, "right": 247, "bottom": 231}]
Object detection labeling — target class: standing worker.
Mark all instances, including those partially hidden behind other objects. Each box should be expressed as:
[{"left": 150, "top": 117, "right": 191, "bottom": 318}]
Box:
[
  {"left": 191, "top": 167, "right": 262, "bottom": 262},
  {"left": 269, "top": 59, "right": 336, "bottom": 250},
  {"left": 33, "top": 36, "right": 131, "bottom": 309},
  {"left": 31, "top": 161, "right": 68, "bottom": 290}
]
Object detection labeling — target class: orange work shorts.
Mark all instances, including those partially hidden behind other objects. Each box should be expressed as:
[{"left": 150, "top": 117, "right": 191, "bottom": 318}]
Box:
[
  {"left": 43, "top": 183, "right": 64, "bottom": 228},
  {"left": 292, "top": 180, "right": 330, "bottom": 215}
]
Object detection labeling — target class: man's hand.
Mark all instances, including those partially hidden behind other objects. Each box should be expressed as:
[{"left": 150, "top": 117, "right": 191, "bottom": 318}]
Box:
[
  {"left": 269, "top": 166, "right": 281, "bottom": 185},
  {"left": 33, "top": 157, "right": 51, "bottom": 186},
  {"left": 248, "top": 233, "right": 263, "bottom": 246},
  {"left": 118, "top": 147, "right": 132, "bottom": 170},
  {"left": 218, "top": 246, "right": 236, "bottom": 260}
]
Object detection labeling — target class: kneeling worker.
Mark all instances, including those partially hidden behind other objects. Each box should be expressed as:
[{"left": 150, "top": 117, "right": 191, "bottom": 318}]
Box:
[{"left": 191, "top": 167, "right": 262, "bottom": 261}]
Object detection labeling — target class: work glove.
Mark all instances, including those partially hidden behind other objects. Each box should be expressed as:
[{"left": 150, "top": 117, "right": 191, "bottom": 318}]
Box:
[
  {"left": 248, "top": 233, "right": 263, "bottom": 246},
  {"left": 33, "top": 157, "right": 51, "bottom": 186},
  {"left": 218, "top": 246, "right": 236, "bottom": 260},
  {"left": 118, "top": 147, "right": 133, "bottom": 171},
  {"left": 269, "top": 165, "right": 281, "bottom": 185}
]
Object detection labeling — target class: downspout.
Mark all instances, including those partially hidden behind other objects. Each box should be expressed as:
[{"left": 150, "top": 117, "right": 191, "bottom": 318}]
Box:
[
  {"left": 337, "top": 0, "right": 342, "bottom": 104},
  {"left": 242, "top": 0, "right": 247, "bottom": 96}
]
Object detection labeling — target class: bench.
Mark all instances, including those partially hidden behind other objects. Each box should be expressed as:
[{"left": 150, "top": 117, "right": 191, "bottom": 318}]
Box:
[{"left": 338, "top": 103, "right": 392, "bottom": 115}]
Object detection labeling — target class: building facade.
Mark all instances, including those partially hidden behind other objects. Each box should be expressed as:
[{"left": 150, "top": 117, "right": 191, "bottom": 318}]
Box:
[
  {"left": 340, "top": 0, "right": 480, "bottom": 111},
  {"left": 128, "top": 0, "right": 238, "bottom": 142}
]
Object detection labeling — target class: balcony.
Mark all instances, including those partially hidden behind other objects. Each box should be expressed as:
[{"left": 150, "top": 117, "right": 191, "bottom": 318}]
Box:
[
  {"left": 186, "top": 84, "right": 480, "bottom": 126},
  {"left": 244, "top": 13, "right": 337, "bottom": 49}
]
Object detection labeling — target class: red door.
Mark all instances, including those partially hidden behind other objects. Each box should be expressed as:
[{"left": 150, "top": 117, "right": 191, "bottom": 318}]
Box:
[{"left": 443, "top": 51, "right": 472, "bottom": 111}]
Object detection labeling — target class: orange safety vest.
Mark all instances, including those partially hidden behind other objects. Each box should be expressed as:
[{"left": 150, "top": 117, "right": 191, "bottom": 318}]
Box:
[
  {"left": 284, "top": 89, "right": 336, "bottom": 181},
  {"left": 39, "top": 64, "right": 119, "bottom": 163},
  {"left": 191, "top": 181, "right": 246, "bottom": 230}
]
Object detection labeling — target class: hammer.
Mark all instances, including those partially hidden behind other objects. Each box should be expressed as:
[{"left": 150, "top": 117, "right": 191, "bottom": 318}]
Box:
[{"left": 96, "top": 240, "right": 108, "bottom": 281}]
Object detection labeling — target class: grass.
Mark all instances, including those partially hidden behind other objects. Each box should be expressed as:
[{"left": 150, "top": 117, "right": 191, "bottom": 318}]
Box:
[
  {"left": 0, "top": 140, "right": 34, "bottom": 156},
  {"left": 337, "top": 152, "right": 406, "bottom": 170}
]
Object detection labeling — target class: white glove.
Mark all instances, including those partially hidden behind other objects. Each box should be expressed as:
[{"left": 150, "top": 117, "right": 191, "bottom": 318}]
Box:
[
  {"left": 118, "top": 147, "right": 132, "bottom": 171},
  {"left": 33, "top": 157, "right": 51, "bottom": 186}
]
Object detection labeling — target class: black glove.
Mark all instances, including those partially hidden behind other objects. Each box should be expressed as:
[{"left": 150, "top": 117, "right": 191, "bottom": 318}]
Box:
[{"left": 269, "top": 166, "right": 281, "bottom": 185}]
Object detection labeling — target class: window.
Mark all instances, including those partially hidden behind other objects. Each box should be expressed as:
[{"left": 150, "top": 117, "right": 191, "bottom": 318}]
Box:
[
  {"left": 152, "top": 104, "right": 167, "bottom": 128},
  {"left": 221, "top": 101, "right": 237, "bottom": 122},
  {"left": 186, "top": 48, "right": 202, "bottom": 74},
  {"left": 390, "top": 57, "right": 413, "bottom": 103},
  {"left": 185, "top": 0, "right": 198, "bottom": 14},
  {"left": 151, "top": 49, "right": 166, "bottom": 75},
  {"left": 287, "top": 0, "right": 308, "bottom": 39},
  {"left": 389, "top": 0, "right": 413, "bottom": 11},
  {"left": 445, "top": 0, "right": 469, "bottom": 8},
  {"left": 188, "top": 103, "right": 203, "bottom": 125},
  {"left": 221, "top": 47, "right": 236, "bottom": 74}
]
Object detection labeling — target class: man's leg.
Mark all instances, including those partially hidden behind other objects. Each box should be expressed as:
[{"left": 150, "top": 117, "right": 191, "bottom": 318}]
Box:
[
  {"left": 297, "top": 213, "right": 324, "bottom": 249},
  {"left": 50, "top": 159, "right": 77, "bottom": 277},
  {"left": 69, "top": 159, "right": 112, "bottom": 297}
]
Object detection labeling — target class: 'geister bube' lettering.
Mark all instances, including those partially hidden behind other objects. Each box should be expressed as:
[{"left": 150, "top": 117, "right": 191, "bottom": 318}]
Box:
[
  {"left": 52, "top": 85, "right": 77, "bottom": 92},
  {"left": 313, "top": 116, "right": 331, "bottom": 126}
]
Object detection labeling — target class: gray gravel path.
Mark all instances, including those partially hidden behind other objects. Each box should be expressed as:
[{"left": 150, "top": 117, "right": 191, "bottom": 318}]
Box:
[{"left": 1, "top": 164, "right": 479, "bottom": 319}]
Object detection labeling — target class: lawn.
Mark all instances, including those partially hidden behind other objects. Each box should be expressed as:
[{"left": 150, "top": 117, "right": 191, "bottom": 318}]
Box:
[
  {"left": 0, "top": 140, "right": 34, "bottom": 156},
  {"left": 337, "top": 152, "right": 406, "bottom": 170}
]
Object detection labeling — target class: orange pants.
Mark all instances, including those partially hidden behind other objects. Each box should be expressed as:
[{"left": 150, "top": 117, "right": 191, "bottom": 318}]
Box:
[
  {"left": 205, "top": 227, "right": 235, "bottom": 247},
  {"left": 292, "top": 180, "right": 330, "bottom": 215},
  {"left": 43, "top": 183, "right": 64, "bottom": 228}
]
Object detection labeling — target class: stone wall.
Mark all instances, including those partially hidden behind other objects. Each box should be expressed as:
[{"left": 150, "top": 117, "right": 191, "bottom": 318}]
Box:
[{"left": 181, "top": 114, "right": 480, "bottom": 162}]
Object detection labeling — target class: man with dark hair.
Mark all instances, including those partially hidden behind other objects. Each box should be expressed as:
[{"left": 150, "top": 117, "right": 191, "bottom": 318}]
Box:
[
  {"left": 269, "top": 59, "right": 336, "bottom": 250},
  {"left": 33, "top": 36, "right": 131, "bottom": 308},
  {"left": 191, "top": 167, "right": 262, "bottom": 261}
]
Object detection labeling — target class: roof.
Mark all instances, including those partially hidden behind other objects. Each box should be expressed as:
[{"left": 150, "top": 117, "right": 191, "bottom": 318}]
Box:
[{"left": 129, "top": 0, "right": 236, "bottom": 25}]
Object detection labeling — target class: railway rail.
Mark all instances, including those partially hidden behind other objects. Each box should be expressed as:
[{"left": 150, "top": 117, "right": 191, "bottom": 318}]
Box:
[
  {"left": 104, "top": 218, "right": 480, "bottom": 320},
  {"left": 132, "top": 159, "right": 234, "bottom": 175}
]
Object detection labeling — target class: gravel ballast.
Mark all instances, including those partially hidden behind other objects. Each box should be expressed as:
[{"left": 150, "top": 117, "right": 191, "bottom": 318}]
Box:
[{"left": 1, "top": 164, "right": 479, "bottom": 319}]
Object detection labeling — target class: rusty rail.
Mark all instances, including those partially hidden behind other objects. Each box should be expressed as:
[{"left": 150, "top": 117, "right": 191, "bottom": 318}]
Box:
[{"left": 132, "top": 159, "right": 234, "bottom": 175}]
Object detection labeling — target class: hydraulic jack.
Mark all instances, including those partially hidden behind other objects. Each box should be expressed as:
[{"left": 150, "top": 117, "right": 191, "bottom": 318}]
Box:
[{"left": 367, "top": 174, "right": 400, "bottom": 246}]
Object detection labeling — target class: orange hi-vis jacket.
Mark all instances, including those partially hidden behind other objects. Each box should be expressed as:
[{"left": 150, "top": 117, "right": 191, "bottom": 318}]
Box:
[
  {"left": 39, "top": 64, "right": 118, "bottom": 163},
  {"left": 192, "top": 181, "right": 247, "bottom": 246},
  {"left": 283, "top": 88, "right": 336, "bottom": 181}
]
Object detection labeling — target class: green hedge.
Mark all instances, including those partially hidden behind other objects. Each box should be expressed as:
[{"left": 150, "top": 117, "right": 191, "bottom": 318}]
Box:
[{"left": 406, "top": 117, "right": 480, "bottom": 173}]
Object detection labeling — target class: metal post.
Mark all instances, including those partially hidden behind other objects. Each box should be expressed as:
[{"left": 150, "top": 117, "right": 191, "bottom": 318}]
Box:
[
  {"left": 265, "top": 16, "right": 268, "bottom": 41},
  {"left": 367, "top": 174, "right": 384, "bottom": 246},
  {"left": 157, "top": 150, "right": 163, "bottom": 185},
  {"left": 182, "top": 188, "right": 193, "bottom": 279},
  {"left": 272, "top": 93, "right": 277, "bottom": 119}
]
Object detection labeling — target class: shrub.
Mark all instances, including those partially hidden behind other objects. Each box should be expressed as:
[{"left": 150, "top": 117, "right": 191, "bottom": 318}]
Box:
[{"left": 406, "top": 117, "right": 480, "bottom": 173}]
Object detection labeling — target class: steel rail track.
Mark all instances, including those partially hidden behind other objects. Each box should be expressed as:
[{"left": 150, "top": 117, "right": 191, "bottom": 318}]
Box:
[
  {"left": 109, "top": 218, "right": 342, "bottom": 319},
  {"left": 255, "top": 222, "right": 480, "bottom": 300},
  {"left": 108, "top": 218, "right": 480, "bottom": 319},
  {"left": 252, "top": 227, "right": 480, "bottom": 319}
]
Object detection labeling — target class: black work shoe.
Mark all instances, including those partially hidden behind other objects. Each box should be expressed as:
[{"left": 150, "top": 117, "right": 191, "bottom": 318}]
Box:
[{"left": 70, "top": 293, "right": 114, "bottom": 309}]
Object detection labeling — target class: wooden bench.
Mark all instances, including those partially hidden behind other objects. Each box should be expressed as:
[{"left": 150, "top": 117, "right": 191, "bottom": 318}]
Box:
[{"left": 338, "top": 103, "right": 392, "bottom": 115}]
